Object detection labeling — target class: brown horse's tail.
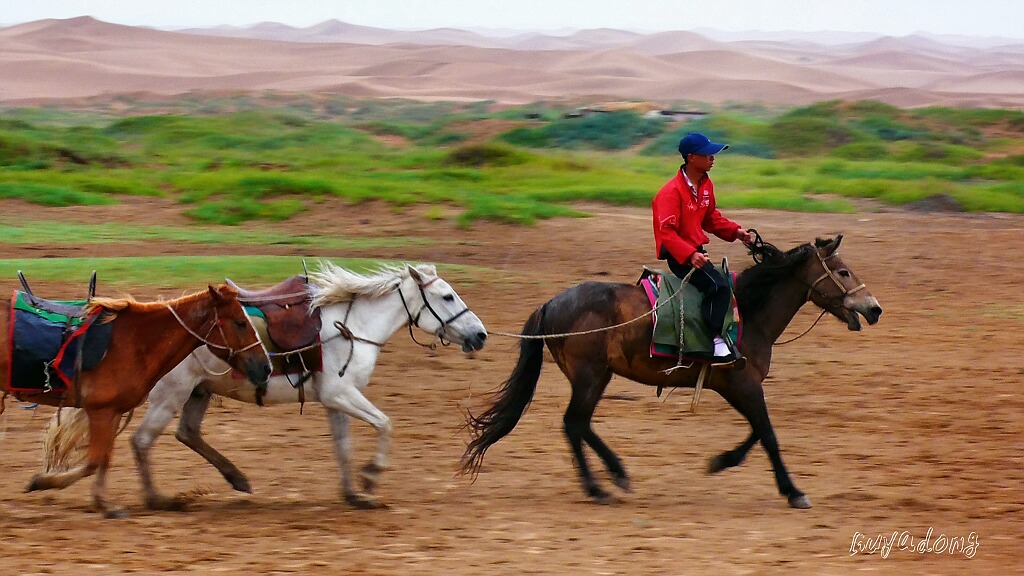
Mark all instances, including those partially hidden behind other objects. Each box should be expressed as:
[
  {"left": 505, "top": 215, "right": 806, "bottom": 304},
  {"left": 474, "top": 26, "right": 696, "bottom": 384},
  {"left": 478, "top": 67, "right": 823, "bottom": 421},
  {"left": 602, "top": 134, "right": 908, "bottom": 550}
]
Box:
[
  {"left": 40, "top": 407, "right": 134, "bottom": 474},
  {"left": 459, "top": 304, "right": 547, "bottom": 479},
  {"left": 40, "top": 407, "right": 90, "bottom": 474}
]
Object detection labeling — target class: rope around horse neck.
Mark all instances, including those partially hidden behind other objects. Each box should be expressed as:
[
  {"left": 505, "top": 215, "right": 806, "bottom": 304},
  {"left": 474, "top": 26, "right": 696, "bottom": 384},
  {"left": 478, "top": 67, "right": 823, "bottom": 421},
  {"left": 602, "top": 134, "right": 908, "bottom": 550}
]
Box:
[
  {"left": 490, "top": 269, "right": 694, "bottom": 340},
  {"left": 774, "top": 308, "right": 828, "bottom": 345}
]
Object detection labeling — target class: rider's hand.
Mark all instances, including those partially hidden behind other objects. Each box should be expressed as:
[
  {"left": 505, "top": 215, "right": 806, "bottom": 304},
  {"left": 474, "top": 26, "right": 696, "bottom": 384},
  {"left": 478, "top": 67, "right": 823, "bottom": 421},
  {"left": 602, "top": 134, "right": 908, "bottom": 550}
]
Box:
[
  {"left": 690, "top": 252, "right": 710, "bottom": 268},
  {"left": 737, "top": 229, "right": 755, "bottom": 244}
]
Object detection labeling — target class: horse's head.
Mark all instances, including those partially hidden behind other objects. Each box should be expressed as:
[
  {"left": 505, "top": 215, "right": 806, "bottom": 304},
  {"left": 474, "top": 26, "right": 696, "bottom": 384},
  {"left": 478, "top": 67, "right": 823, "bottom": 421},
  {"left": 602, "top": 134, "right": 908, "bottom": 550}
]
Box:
[
  {"left": 802, "top": 235, "right": 883, "bottom": 331},
  {"left": 406, "top": 264, "right": 488, "bottom": 352},
  {"left": 206, "top": 285, "right": 272, "bottom": 390}
]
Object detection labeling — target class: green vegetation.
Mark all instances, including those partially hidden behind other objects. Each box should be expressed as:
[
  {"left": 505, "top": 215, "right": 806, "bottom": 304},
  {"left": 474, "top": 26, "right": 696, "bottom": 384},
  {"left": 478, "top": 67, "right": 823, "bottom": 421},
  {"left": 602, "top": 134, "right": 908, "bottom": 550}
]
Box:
[
  {"left": 0, "top": 256, "right": 487, "bottom": 289},
  {"left": 0, "top": 219, "right": 433, "bottom": 250},
  {"left": 1, "top": 96, "right": 1022, "bottom": 228}
]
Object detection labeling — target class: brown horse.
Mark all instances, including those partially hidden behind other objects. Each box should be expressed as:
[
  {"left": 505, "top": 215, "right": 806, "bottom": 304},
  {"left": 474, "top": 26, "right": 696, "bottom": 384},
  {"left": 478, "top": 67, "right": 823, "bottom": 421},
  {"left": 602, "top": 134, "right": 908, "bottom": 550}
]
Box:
[
  {"left": 461, "top": 235, "right": 882, "bottom": 509},
  {"left": 0, "top": 284, "right": 271, "bottom": 518}
]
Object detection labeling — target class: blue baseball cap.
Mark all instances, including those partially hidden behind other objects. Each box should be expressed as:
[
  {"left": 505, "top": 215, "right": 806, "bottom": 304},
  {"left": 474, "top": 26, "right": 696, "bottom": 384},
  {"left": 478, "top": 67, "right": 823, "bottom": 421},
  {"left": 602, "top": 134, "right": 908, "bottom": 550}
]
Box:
[{"left": 678, "top": 133, "right": 729, "bottom": 157}]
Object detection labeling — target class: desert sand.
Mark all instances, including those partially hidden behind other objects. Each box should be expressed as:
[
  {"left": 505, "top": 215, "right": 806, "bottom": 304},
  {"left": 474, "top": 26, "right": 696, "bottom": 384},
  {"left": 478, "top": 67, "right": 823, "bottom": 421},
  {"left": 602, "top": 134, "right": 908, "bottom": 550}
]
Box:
[{"left": 1, "top": 16, "right": 1023, "bottom": 108}]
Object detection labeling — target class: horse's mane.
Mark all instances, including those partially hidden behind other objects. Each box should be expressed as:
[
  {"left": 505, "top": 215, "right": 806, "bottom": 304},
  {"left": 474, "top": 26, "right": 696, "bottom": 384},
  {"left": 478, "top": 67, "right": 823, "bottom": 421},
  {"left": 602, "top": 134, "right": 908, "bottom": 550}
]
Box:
[
  {"left": 308, "top": 262, "right": 437, "bottom": 307},
  {"left": 734, "top": 239, "right": 827, "bottom": 319},
  {"left": 85, "top": 286, "right": 220, "bottom": 315}
]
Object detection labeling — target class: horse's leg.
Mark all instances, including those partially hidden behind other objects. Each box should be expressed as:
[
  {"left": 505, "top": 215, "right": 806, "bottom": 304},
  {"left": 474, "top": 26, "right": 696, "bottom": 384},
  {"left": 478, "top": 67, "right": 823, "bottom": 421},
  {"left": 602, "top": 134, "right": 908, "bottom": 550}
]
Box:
[
  {"left": 132, "top": 382, "right": 211, "bottom": 511},
  {"left": 320, "top": 387, "right": 391, "bottom": 509},
  {"left": 173, "top": 386, "right": 252, "bottom": 494},
  {"left": 87, "top": 410, "right": 128, "bottom": 518},
  {"left": 28, "top": 408, "right": 126, "bottom": 518},
  {"left": 326, "top": 408, "right": 379, "bottom": 510},
  {"left": 715, "top": 380, "right": 811, "bottom": 509},
  {"left": 707, "top": 431, "right": 758, "bottom": 473},
  {"left": 582, "top": 426, "right": 631, "bottom": 493},
  {"left": 561, "top": 365, "right": 618, "bottom": 504}
]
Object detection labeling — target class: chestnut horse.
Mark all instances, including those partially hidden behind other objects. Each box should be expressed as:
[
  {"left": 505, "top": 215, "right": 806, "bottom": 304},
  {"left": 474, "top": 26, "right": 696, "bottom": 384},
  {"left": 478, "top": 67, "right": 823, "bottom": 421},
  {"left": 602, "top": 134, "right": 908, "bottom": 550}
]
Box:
[
  {"left": 0, "top": 285, "right": 271, "bottom": 518},
  {"left": 460, "top": 236, "right": 882, "bottom": 508}
]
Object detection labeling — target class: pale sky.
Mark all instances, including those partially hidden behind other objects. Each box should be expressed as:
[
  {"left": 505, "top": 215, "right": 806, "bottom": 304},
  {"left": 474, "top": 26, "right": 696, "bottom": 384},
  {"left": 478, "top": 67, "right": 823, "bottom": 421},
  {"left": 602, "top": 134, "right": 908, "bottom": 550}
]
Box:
[{"left": 3, "top": 0, "right": 1023, "bottom": 38}]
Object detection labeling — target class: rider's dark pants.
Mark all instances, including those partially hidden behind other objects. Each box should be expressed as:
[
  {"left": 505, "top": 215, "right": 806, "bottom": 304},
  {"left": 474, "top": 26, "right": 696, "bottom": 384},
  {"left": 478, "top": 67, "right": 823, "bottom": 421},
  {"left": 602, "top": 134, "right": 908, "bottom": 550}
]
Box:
[{"left": 665, "top": 252, "right": 731, "bottom": 338}]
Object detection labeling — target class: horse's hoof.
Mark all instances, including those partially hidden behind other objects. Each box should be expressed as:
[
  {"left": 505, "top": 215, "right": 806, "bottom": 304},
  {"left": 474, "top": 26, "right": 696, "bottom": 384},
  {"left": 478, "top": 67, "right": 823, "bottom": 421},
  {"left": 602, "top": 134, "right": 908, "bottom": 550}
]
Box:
[
  {"left": 707, "top": 455, "right": 727, "bottom": 474},
  {"left": 587, "top": 486, "right": 615, "bottom": 505},
  {"left": 788, "top": 494, "right": 813, "bottom": 509},
  {"left": 103, "top": 508, "right": 130, "bottom": 519},
  {"left": 228, "top": 476, "right": 252, "bottom": 494},
  {"left": 147, "top": 495, "right": 189, "bottom": 512},
  {"left": 360, "top": 463, "right": 386, "bottom": 494},
  {"left": 612, "top": 476, "right": 633, "bottom": 493},
  {"left": 224, "top": 471, "right": 251, "bottom": 487},
  {"left": 25, "top": 476, "right": 44, "bottom": 492},
  {"left": 345, "top": 493, "right": 387, "bottom": 510},
  {"left": 360, "top": 475, "right": 377, "bottom": 494}
]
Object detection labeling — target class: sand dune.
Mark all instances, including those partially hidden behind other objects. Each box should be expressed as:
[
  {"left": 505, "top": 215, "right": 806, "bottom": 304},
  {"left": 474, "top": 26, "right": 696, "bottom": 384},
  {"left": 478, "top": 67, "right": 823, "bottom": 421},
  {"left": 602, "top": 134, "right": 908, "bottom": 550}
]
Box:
[{"left": 1, "top": 16, "right": 1021, "bottom": 108}]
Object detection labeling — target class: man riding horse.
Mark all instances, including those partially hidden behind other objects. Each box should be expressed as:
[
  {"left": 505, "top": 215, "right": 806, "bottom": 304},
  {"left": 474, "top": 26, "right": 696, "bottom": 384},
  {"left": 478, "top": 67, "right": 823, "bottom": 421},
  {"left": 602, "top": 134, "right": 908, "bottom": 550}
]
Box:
[{"left": 652, "top": 132, "right": 755, "bottom": 367}]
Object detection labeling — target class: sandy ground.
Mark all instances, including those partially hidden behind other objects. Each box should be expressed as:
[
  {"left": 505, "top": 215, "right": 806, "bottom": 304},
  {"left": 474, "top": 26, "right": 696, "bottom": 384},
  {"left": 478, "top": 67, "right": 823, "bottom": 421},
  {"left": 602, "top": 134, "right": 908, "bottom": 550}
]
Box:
[{"left": 0, "top": 200, "right": 1021, "bottom": 575}]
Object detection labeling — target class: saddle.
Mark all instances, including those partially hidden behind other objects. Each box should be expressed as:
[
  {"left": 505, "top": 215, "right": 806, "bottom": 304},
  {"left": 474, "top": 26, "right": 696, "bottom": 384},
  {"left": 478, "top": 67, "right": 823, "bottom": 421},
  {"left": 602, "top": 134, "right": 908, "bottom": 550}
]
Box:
[
  {"left": 636, "top": 265, "right": 740, "bottom": 363},
  {"left": 17, "top": 270, "right": 97, "bottom": 318},
  {"left": 226, "top": 275, "right": 321, "bottom": 352},
  {"left": 226, "top": 275, "right": 322, "bottom": 381},
  {"left": 7, "top": 271, "right": 112, "bottom": 396}
]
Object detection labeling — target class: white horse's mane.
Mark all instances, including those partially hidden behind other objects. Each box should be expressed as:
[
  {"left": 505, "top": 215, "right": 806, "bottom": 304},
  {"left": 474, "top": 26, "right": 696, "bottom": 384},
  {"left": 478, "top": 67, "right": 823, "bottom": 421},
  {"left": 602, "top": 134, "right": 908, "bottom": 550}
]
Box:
[{"left": 308, "top": 261, "right": 437, "bottom": 307}]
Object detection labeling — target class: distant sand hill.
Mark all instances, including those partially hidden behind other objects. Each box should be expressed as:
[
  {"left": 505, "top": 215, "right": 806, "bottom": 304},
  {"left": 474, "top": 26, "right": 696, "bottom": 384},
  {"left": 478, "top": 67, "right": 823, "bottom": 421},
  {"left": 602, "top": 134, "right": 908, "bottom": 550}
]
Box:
[{"left": 1, "top": 16, "right": 1022, "bottom": 108}]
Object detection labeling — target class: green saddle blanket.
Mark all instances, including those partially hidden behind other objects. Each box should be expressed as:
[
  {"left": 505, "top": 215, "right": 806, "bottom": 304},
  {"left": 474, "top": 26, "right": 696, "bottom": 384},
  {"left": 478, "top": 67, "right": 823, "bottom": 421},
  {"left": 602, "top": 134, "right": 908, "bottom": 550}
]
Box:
[
  {"left": 9, "top": 291, "right": 111, "bottom": 394},
  {"left": 639, "top": 264, "right": 740, "bottom": 358}
]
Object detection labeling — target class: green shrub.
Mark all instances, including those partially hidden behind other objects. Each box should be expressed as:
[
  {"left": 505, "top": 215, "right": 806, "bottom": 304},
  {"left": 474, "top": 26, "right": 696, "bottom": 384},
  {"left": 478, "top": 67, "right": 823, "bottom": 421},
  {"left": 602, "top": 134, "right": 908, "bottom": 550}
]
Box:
[
  {"left": 769, "top": 117, "right": 856, "bottom": 156},
  {"left": 443, "top": 144, "right": 529, "bottom": 167},
  {"left": 0, "top": 182, "right": 118, "bottom": 206},
  {"left": 501, "top": 111, "right": 664, "bottom": 150},
  {"left": 185, "top": 198, "right": 306, "bottom": 225},
  {"left": 831, "top": 142, "right": 888, "bottom": 160}
]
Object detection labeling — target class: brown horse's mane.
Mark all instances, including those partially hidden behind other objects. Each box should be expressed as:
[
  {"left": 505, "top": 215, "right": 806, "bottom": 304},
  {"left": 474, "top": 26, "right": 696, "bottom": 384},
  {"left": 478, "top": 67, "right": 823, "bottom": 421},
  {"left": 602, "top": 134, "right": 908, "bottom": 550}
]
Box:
[
  {"left": 85, "top": 286, "right": 222, "bottom": 315},
  {"left": 734, "top": 239, "right": 824, "bottom": 320}
]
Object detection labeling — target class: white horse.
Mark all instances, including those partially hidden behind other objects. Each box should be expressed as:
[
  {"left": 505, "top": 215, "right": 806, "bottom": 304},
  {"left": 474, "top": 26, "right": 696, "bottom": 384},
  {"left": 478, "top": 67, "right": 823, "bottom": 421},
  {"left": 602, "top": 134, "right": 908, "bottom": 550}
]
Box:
[{"left": 45, "top": 261, "right": 487, "bottom": 510}]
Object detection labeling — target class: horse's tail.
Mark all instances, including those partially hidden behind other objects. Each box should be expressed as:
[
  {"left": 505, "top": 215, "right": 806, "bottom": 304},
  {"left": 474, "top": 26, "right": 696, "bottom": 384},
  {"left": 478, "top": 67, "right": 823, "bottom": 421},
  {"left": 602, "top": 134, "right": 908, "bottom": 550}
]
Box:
[
  {"left": 40, "top": 407, "right": 134, "bottom": 474},
  {"left": 40, "top": 407, "right": 90, "bottom": 474},
  {"left": 459, "top": 304, "right": 547, "bottom": 478}
]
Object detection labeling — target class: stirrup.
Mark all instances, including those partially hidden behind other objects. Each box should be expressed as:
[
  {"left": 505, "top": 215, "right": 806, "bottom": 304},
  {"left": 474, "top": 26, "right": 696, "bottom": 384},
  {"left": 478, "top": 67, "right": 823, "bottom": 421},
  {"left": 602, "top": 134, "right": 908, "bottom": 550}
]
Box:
[{"left": 721, "top": 334, "right": 746, "bottom": 370}]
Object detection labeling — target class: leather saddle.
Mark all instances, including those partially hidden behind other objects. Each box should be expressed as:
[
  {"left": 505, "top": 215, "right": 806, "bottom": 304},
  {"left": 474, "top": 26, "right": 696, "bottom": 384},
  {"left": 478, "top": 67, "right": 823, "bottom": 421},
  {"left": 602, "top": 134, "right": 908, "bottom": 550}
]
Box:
[{"left": 226, "top": 275, "right": 321, "bottom": 352}]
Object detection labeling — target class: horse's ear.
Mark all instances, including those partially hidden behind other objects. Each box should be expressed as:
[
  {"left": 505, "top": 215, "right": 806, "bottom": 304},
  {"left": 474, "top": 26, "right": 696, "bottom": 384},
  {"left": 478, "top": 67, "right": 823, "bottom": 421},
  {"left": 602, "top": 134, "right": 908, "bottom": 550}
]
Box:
[
  {"left": 209, "top": 284, "right": 227, "bottom": 302},
  {"left": 407, "top": 264, "right": 428, "bottom": 285},
  {"left": 831, "top": 234, "right": 844, "bottom": 252}
]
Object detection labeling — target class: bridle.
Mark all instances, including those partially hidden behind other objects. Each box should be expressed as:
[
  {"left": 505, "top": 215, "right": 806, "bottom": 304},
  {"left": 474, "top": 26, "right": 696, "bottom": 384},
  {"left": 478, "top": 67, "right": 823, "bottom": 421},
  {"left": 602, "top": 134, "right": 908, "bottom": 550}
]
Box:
[
  {"left": 804, "top": 246, "right": 866, "bottom": 303},
  {"left": 326, "top": 274, "right": 472, "bottom": 378},
  {"left": 776, "top": 244, "right": 865, "bottom": 346},
  {"left": 396, "top": 276, "right": 472, "bottom": 349},
  {"left": 165, "top": 303, "right": 263, "bottom": 360}
]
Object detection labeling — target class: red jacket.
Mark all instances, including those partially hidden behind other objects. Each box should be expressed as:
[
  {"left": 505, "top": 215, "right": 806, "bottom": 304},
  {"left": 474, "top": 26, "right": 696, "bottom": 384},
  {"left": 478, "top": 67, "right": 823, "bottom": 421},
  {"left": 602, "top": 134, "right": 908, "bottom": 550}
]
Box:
[{"left": 652, "top": 169, "right": 742, "bottom": 264}]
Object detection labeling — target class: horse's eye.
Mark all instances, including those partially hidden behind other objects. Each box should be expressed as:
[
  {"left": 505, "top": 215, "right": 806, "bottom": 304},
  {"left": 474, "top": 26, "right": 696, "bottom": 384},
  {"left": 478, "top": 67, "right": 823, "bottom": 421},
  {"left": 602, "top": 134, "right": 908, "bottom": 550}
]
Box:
[
  {"left": 443, "top": 294, "right": 455, "bottom": 302},
  {"left": 838, "top": 270, "right": 851, "bottom": 277},
  {"left": 235, "top": 320, "right": 249, "bottom": 329}
]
